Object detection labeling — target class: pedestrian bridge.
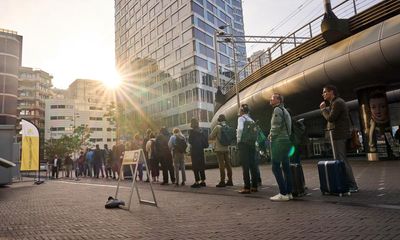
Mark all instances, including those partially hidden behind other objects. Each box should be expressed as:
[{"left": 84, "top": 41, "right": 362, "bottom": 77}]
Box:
[{"left": 212, "top": 0, "right": 400, "bottom": 129}]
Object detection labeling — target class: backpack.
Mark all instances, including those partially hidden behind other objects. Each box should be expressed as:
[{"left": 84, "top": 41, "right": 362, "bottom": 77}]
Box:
[
  {"left": 291, "top": 120, "right": 306, "bottom": 145},
  {"left": 174, "top": 136, "right": 187, "bottom": 153},
  {"left": 219, "top": 124, "right": 236, "bottom": 146},
  {"left": 241, "top": 117, "right": 259, "bottom": 145},
  {"left": 279, "top": 107, "right": 306, "bottom": 145}
]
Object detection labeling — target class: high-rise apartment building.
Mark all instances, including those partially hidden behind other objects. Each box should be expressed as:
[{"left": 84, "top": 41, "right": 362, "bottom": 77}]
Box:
[
  {"left": 45, "top": 79, "right": 116, "bottom": 148},
  {"left": 114, "top": 0, "right": 246, "bottom": 134},
  {"left": 0, "top": 28, "right": 23, "bottom": 125},
  {"left": 18, "top": 67, "right": 53, "bottom": 130}
]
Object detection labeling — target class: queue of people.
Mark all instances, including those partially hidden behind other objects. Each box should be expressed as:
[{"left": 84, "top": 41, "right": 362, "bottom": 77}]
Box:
[{"left": 47, "top": 84, "right": 359, "bottom": 203}]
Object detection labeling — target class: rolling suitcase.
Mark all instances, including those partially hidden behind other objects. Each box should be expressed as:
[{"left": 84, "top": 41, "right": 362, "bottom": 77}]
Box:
[
  {"left": 317, "top": 130, "right": 350, "bottom": 196},
  {"left": 290, "top": 163, "right": 306, "bottom": 197}
]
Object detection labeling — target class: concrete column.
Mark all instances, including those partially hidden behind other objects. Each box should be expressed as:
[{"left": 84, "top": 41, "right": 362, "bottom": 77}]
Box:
[{"left": 357, "top": 86, "right": 391, "bottom": 161}]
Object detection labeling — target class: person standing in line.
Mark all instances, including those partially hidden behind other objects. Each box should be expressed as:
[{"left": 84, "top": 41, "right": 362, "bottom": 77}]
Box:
[
  {"left": 64, "top": 154, "right": 73, "bottom": 178},
  {"left": 103, "top": 144, "right": 113, "bottom": 179},
  {"left": 188, "top": 118, "right": 208, "bottom": 188},
  {"left": 85, "top": 148, "right": 94, "bottom": 177},
  {"left": 156, "top": 127, "right": 175, "bottom": 185},
  {"left": 320, "top": 85, "right": 358, "bottom": 193},
  {"left": 77, "top": 151, "right": 85, "bottom": 177},
  {"left": 269, "top": 93, "right": 293, "bottom": 201},
  {"left": 93, "top": 144, "right": 103, "bottom": 178},
  {"left": 209, "top": 114, "right": 233, "bottom": 187},
  {"left": 236, "top": 104, "right": 258, "bottom": 194},
  {"left": 142, "top": 129, "right": 152, "bottom": 182},
  {"left": 146, "top": 132, "right": 159, "bottom": 182},
  {"left": 52, "top": 154, "right": 61, "bottom": 179},
  {"left": 131, "top": 134, "right": 144, "bottom": 181},
  {"left": 112, "top": 142, "right": 124, "bottom": 180},
  {"left": 168, "top": 128, "right": 187, "bottom": 186}
]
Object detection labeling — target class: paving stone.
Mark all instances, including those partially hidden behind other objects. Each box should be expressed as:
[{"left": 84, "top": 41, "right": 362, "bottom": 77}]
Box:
[{"left": 1, "top": 159, "right": 400, "bottom": 239}]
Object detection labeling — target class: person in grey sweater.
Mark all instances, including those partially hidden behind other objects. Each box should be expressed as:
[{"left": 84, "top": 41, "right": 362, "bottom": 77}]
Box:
[{"left": 269, "top": 93, "right": 293, "bottom": 201}]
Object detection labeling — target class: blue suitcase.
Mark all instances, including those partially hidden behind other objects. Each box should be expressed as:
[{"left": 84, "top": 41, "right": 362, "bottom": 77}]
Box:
[
  {"left": 317, "top": 129, "right": 350, "bottom": 196},
  {"left": 317, "top": 160, "right": 349, "bottom": 196}
]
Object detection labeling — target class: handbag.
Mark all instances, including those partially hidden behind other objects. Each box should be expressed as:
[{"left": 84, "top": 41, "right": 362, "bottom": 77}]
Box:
[{"left": 350, "top": 129, "right": 362, "bottom": 150}]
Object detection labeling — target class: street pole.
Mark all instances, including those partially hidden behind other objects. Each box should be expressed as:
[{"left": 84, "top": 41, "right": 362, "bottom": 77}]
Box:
[
  {"left": 231, "top": 39, "right": 240, "bottom": 116},
  {"left": 214, "top": 30, "right": 221, "bottom": 88}
]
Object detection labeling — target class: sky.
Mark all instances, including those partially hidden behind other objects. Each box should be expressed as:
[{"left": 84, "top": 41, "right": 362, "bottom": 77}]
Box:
[{"left": 0, "top": 0, "right": 335, "bottom": 89}]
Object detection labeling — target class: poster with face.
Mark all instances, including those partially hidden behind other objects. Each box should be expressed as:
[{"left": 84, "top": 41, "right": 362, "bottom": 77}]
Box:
[
  {"left": 369, "top": 91, "right": 389, "bottom": 125},
  {"left": 357, "top": 87, "right": 392, "bottom": 159},
  {"left": 368, "top": 90, "right": 391, "bottom": 155}
]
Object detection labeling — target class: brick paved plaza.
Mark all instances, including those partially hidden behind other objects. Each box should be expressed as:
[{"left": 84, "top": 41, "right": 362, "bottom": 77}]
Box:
[{"left": 1, "top": 159, "right": 400, "bottom": 239}]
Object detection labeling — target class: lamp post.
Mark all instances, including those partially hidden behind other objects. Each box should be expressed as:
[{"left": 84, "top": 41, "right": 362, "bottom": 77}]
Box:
[
  {"left": 227, "top": 38, "right": 240, "bottom": 115},
  {"left": 214, "top": 30, "right": 221, "bottom": 88},
  {"left": 216, "top": 25, "right": 241, "bottom": 115}
]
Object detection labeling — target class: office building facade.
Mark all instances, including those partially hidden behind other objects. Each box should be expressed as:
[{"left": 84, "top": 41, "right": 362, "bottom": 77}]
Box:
[
  {"left": 18, "top": 67, "right": 53, "bottom": 130},
  {"left": 114, "top": 0, "right": 246, "bottom": 134},
  {"left": 45, "top": 79, "right": 116, "bottom": 147}
]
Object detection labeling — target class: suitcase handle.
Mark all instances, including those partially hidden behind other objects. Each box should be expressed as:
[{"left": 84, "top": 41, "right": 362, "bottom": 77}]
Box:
[{"left": 328, "top": 130, "right": 337, "bottom": 160}]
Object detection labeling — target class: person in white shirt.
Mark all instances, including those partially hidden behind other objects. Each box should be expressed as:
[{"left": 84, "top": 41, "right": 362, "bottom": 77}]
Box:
[
  {"left": 236, "top": 104, "right": 258, "bottom": 194},
  {"left": 52, "top": 155, "right": 60, "bottom": 179}
]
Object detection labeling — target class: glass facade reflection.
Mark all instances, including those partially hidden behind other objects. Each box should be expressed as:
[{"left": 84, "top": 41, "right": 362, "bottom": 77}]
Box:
[{"left": 115, "top": 0, "right": 246, "bottom": 134}]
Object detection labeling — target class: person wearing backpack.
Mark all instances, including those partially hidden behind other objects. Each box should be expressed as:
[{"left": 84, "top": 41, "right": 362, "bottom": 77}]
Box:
[
  {"left": 269, "top": 93, "right": 293, "bottom": 201},
  {"left": 188, "top": 118, "right": 208, "bottom": 188},
  {"left": 168, "top": 128, "right": 187, "bottom": 187},
  {"left": 237, "top": 104, "right": 259, "bottom": 194},
  {"left": 209, "top": 114, "right": 233, "bottom": 187}
]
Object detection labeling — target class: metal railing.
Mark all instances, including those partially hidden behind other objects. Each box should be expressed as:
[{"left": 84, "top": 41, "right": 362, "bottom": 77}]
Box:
[
  {"left": 0, "top": 28, "right": 18, "bottom": 35},
  {"left": 222, "top": 0, "right": 384, "bottom": 93}
]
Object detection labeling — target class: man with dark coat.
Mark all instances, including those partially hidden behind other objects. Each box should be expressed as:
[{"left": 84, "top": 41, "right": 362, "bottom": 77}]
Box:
[
  {"left": 155, "top": 127, "right": 175, "bottom": 185},
  {"left": 93, "top": 144, "right": 103, "bottom": 178},
  {"left": 188, "top": 118, "right": 208, "bottom": 188},
  {"left": 320, "top": 84, "right": 358, "bottom": 193}
]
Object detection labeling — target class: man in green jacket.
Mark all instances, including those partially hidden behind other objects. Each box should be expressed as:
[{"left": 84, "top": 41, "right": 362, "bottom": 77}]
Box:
[{"left": 320, "top": 85, "right": 358, "bottom": 193}]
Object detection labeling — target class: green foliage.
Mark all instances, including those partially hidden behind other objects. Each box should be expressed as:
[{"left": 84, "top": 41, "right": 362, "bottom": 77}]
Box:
[{"left": 44, "top": 125, "right": 90, "bottom": 160}]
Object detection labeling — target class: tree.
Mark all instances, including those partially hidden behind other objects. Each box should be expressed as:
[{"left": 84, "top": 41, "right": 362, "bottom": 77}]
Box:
[{"left": 44, "top": 126, "right": 90, "bottom": 161}]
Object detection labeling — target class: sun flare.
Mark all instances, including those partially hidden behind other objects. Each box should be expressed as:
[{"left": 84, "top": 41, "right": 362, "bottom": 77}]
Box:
[{"left": 102, "top": 68, "right": 122, "bottom": 89}]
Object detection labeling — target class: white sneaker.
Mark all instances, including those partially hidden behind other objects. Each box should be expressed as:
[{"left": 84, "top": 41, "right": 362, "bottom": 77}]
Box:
[
  {"left": 288, "top": 193, "right": 293, "bottom": 200},
  {"left": 270, "top": 193, "right": 290, "bottom": 202}
]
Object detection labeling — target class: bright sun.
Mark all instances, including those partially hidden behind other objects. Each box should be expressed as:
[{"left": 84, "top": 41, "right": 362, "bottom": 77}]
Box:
[{"left": 102, "top": 68, "right": 122, "bottom": 89}]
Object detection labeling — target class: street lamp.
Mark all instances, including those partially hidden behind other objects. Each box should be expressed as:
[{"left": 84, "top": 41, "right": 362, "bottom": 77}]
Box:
[
  {"left": 216, "top": 25, "right": 241, "bottom": 115},
  {"left": 213, "top": 29, "right": 221, "bottom": 88}
]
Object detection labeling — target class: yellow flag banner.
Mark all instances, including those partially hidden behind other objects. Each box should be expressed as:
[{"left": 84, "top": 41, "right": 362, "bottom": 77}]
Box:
[{"left": 20, "top": 119, "right": 39, "bottom": 171}]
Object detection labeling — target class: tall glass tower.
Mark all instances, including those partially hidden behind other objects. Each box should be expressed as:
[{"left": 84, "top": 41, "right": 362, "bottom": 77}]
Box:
[
  {"left": 115, "top": 0, "right": 246, "bottom": 135},
  {"left": 0, "top": 29, "right": 22, "bottom": 125}
]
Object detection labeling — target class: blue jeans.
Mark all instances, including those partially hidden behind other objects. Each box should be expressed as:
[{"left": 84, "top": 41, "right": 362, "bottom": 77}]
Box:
[{"left": 271, "top": 140, "right": 292, "bottom": 195}]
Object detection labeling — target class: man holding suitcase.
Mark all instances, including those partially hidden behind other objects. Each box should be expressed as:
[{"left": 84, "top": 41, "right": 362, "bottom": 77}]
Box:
[{"left": 320, "top": 85, "right": 359, "bottom": 193}]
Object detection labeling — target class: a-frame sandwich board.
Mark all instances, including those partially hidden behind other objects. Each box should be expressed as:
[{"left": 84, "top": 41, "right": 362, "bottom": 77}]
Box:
[{"left": 115, "top": 149, "right": 158, "bottom": 209}]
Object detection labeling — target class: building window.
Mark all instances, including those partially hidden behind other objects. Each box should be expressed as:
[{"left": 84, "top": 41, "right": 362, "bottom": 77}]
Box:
[{"left": 89, "top": 117, "right": 103, "bottom": 121}]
